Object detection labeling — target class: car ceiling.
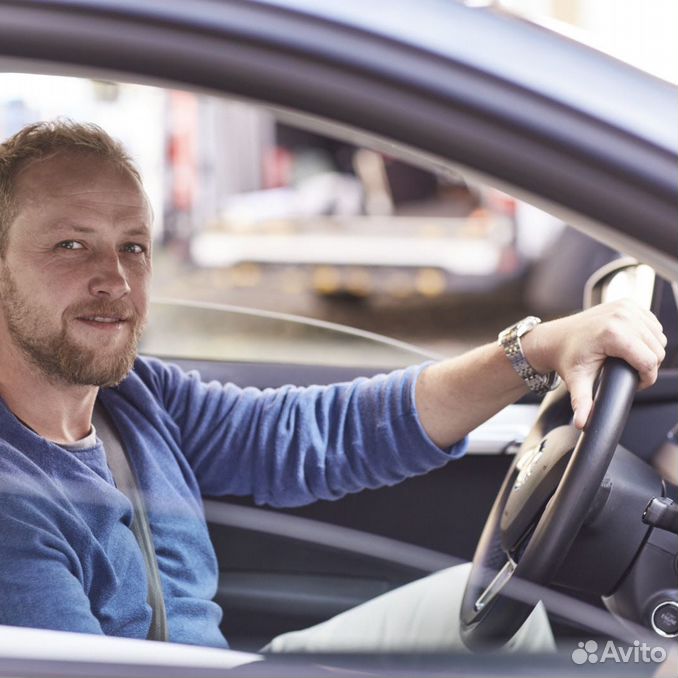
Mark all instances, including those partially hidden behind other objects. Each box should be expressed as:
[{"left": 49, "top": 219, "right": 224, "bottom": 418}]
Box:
[{"left": 0, "top": 0, "right": 676, "bottom": 281}]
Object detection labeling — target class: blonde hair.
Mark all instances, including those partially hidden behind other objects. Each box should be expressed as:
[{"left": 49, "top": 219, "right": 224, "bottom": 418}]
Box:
[{"left": 0, "top": 119, "right": 141, "bottom": 256}]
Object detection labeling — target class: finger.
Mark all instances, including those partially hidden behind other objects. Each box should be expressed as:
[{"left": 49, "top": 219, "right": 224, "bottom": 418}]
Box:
[
  {"left": 640, "top": 308, "right": 667, "bottom": 347},
  {"left": 609, "top": 300, "right": 664, "bottom": 342},
  {"left": 636, "top": 354, "right": 660, "bottom": 390},
  {"left": 638, "top": 367, "right": 659, "bottom": 391},
  {"left": 568, "top": 375, "right": 595, "bottom": 431},
  {"left": 607, "top": 339, "right": 661, "bottom": 390},
  {"left": 636, "top": 322, "right": 667, "bottom": 367}
]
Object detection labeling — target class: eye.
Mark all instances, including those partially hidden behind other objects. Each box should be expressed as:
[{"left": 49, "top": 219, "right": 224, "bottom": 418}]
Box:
[
  {"left": 56, "top": 240, "right": 84, "bottom": 250},
  {"left": 121, "top": 243, "right": 148, "bottom": 255}
]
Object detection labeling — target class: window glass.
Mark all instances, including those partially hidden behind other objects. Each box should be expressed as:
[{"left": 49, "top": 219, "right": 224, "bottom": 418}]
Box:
[{"left": 0, "top": 74, "right": 617, "bottom": 366}]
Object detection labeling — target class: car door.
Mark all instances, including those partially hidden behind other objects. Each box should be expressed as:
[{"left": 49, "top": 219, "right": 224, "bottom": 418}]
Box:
[
  {"left": 143, "top": 289, "right": 678, "bottom": 650},
  {"left": 141, "top": 300, "right": 539, "bottom": 649}
]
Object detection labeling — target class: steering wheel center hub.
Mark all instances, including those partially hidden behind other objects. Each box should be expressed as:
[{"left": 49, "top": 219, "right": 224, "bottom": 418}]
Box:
[{"left": 501, "top": 426, "right": 580, "bottom": 553}]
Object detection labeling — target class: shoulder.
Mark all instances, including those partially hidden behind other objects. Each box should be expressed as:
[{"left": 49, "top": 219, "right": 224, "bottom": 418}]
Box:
[
  {"left": 99, "top": 356, "right": 213, "bottom": 431},
  {"left": 106, "top": 356, "right": 192, "bottom": 405},
  {"left": 0, "top": 441, "right": 62, "bottom": 522},
  {"left": 0, "top": 439, "right": 47, "bottom": 478}
]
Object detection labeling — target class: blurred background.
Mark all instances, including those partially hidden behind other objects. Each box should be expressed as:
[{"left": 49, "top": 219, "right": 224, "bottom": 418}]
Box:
[{"left": 1, "top": 0, "right": 675, "bottom": 360}]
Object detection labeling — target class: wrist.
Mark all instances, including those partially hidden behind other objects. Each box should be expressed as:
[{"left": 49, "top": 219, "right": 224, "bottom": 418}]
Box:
[
  {"left": 498, "top": 316, "right": 561, "bottom": 396},
  {"left": 520, "top": 322, "right": 553, "bottom": 375}
]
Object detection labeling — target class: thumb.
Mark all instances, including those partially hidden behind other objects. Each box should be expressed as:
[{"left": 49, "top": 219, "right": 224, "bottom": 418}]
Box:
[{"left": 569, "top": 376, "right": 595, "bottom": 431}]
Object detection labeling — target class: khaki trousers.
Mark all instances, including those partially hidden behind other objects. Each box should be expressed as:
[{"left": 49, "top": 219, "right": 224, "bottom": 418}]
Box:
[{"left": 264, "top": 562, "right": 555, "bottom": 653}]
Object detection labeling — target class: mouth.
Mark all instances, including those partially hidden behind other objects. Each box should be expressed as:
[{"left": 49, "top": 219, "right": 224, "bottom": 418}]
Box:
[
  {"left": 76, "top": 316, "right": 129, "bottom": 330},
  {"left": 79, "top": 315, "right": 126, "bottom": 322}
]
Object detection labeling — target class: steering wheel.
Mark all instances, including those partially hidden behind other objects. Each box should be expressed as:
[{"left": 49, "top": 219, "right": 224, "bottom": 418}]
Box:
[{"left": 459, "top": 356, "right": 639, "bottom": 650}]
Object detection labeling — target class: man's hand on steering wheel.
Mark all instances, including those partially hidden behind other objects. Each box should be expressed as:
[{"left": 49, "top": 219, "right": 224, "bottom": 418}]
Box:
[
  {"left": 520, "top": 299, "right": 667, "bottom": 430},
  {"left": 416, "top": 298, "right": 667, "bottom": 451}
]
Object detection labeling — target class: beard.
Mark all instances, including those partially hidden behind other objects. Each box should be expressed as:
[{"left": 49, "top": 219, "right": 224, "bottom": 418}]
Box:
[{"left": 0, "top": 267, "right": 145, "bottom": 388}]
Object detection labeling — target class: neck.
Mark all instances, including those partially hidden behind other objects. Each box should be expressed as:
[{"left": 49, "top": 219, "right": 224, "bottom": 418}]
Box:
[{"left": 0, "top": 341, "right": 98, "bottom": 444}]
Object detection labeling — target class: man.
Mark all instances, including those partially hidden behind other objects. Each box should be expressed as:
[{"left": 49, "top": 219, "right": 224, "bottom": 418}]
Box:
[{"left": 0, "top": 121, "right": 667, "bottom": 652}]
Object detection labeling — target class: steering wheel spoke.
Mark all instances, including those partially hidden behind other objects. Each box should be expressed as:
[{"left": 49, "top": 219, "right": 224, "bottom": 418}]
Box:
[{"left": 473, "top": 558, "right": 516, "bottom": 613}]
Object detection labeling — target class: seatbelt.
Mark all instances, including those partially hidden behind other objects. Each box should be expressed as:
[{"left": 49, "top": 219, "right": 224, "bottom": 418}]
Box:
[{"left": 92, "top": 402, "right": 169, "bottom": 642}]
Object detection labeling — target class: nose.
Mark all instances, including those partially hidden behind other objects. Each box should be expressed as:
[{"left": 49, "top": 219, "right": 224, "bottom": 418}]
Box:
[{"left": 88, "top": 250, "right": 131, "bottom": 299}]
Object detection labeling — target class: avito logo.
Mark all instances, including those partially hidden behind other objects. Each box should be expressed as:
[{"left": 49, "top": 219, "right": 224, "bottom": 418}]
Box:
[{"left": 571, "top": 639, "right": 667, "bottom": 665}]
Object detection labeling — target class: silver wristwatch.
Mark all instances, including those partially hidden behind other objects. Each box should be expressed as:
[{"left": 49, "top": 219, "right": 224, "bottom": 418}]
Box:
[{"left": 498, "top": 316, "right": 561, "bottom": 396}]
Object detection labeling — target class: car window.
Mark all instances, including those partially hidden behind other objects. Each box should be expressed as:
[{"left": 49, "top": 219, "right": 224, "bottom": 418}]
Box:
[
  {"left": 0, "top": 73, "right": 607, "bottom": 365},
  {"left": 3, "top": 72, "right": 673, "bottom": 373}
]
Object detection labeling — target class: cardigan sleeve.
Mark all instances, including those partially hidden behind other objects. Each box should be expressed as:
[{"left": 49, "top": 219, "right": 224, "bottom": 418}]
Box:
[{"left": 151, "top": 359, "right": 467, "bottom": 507}]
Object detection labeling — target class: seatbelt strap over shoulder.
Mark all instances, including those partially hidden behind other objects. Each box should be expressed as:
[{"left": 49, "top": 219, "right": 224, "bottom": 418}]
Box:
[{"left": 92, "top": 402, "right": 168, "bottom": 642}]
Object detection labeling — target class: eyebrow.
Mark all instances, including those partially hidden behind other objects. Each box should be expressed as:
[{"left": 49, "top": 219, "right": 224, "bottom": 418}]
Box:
[{"left": 51, "top": 223, "right": 151, "bottom": 237}]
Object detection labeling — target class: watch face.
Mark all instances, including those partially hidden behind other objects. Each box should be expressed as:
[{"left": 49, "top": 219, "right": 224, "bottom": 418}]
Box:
[{"left": 516, "top": 316, "right": 541, "bottom": 337}]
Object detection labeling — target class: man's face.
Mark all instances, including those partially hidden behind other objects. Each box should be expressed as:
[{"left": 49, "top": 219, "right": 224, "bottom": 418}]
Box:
[{"left": 0, "top": 151, "right": 153, "bottom": 387}]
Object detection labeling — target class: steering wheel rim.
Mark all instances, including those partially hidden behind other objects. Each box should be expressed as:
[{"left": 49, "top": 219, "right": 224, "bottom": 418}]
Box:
[{"left": 459, "top": 357, "right": 639, "bottom": 650}]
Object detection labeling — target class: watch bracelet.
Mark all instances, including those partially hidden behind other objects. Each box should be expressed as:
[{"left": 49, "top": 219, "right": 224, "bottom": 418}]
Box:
[{"left": 499, "top": 321, "right": 559, "bottom": 396}]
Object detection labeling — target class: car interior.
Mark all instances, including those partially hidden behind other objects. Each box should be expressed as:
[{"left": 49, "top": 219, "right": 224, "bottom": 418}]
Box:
[{"left": 151, "top": 267, "right": 678, "bottom": 652}]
